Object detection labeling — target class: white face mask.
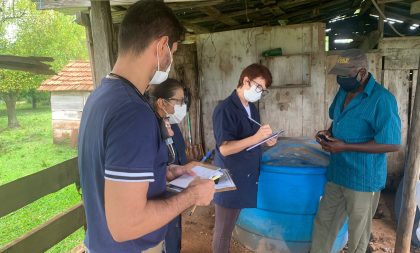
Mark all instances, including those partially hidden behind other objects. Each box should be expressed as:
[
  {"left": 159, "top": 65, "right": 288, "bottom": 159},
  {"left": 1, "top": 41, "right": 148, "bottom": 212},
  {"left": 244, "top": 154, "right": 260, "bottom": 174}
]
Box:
[
  {"left": 150, "top": 43, "right": 173, "bottom": 85},
  {"left": 168, "top": 104, "right": 187, "bottom": 124},
  {"left": 244, "top": 84, "right": 262, "bottom": 102}
]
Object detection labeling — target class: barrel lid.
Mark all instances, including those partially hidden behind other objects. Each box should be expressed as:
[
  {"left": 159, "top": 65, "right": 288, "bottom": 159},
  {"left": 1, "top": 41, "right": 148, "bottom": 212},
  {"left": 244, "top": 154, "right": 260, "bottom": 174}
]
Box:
[{"left": 261, "top": 137, "right": 329, "bottom": 169}]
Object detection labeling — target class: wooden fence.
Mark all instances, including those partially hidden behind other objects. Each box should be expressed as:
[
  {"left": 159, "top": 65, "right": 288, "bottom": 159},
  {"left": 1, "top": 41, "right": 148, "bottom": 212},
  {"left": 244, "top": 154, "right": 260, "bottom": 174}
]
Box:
[{"left": 0, "top": 158, "right": 85, "bottom": 253}]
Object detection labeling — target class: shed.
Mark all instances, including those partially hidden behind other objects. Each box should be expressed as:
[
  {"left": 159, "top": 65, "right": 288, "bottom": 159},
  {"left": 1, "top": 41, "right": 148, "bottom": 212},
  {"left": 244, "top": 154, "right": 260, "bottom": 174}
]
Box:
[{"left": 38, "top": 60, "right": 93, "bottom": 146}]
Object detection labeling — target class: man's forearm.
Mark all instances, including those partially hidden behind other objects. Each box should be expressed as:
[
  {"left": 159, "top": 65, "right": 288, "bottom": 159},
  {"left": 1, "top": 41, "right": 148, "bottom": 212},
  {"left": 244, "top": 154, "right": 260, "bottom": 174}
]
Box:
[
  {"left": 114, "top": 188, "right": 196, "bottom": 242},
  {"left": 344, "top": 140, "right": 400, "bottom": 153}
]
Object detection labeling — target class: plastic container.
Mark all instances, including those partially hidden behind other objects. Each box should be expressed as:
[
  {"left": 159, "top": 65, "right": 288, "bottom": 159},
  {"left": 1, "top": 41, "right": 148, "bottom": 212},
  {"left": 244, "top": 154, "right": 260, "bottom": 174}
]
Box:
[{"left": 233, "top": 137, "right": 349, "bottom": 253}]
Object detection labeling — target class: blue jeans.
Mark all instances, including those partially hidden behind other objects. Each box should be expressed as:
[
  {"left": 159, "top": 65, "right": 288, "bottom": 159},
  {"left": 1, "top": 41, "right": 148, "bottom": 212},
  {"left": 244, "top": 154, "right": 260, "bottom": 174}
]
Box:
[{"left": 164, "top": 216, "right": 182, "bottom": 253}]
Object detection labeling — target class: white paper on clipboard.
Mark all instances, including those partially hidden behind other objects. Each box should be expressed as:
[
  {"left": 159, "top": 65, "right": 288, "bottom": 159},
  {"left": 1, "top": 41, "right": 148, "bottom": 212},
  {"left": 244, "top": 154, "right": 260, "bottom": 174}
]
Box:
[{"left": 246, "top": 130, "right": 284, "bottom": 151}]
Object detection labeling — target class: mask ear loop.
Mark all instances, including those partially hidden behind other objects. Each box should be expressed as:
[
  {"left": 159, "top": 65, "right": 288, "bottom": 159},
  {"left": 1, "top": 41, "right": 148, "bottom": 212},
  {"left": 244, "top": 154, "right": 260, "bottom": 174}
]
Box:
[
  {"left": 156, "top": 42, "right": 161, "bottom": 71},
  {"left": 162, "top": 99, "right": 176, "bottom": 117}
]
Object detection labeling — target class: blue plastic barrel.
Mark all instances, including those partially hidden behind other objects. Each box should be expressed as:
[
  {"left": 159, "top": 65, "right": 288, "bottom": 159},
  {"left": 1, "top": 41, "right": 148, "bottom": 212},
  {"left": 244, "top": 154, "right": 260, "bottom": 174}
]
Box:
[{"left": 233, "top": 137, "right": 349, "bottom": 253}]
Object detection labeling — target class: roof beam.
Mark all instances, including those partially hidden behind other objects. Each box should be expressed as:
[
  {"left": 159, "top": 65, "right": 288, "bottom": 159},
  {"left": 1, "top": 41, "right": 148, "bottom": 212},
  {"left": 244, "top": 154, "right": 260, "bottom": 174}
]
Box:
[
  {"left": 198, "top": 6, "right": 239, "bottom": 26},
  {"left": 109, "top": 1, "right": 225, "bottom": 23},
  {"left": 169, "top": 0, "right": 224, "bottom": 11},
  {"left": 377, "top": 0, "right": 403, "bottom": 4},
  {"left": 35, "top": 0, "right": 213, "bottom": 9},
  {"left": 384, "top": 10, "right": 420, "bottom": 24},
  {"left": 186, "top": 7, "right": 268, "bottom": 24},
  {"left": 411, "top": 1, "right": 420, "bottom": 15},
  {"left": 183, "top": 22, "right": 210, "bottom": 34},
  {"left": 278, "top": 0, "right": 350, "bottom": 20}
]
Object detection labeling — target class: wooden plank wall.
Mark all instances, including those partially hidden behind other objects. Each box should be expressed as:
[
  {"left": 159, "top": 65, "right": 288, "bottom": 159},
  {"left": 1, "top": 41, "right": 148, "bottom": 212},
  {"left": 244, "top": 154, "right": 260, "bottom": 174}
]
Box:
[
  {"left": 379, "top": 37, "right": 420, "bottom": 189},
  {"left": 51, "top": 91, "right": 89, "bottom": 146},
  {"left": 196, "top": 23, "right": 327, "bottom": 150},
  {"left": 170, "top": 44, "right": 200, "bottom": 147}
]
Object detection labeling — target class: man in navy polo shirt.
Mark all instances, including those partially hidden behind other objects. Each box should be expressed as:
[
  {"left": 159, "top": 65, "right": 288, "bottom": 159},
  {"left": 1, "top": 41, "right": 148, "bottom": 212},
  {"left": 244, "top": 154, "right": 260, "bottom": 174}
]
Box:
[
  {"left": 78, "top": 2, "right": 215, "bottom": 253},
  {"left": 311, "top": 49, "right": 401, "bottom": 253}
]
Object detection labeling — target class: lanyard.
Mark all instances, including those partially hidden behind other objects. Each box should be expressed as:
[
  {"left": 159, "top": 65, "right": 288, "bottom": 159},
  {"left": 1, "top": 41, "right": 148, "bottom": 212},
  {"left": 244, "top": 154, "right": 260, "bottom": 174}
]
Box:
[
  {"left": 107, "top": 73, "right": 172, "bottom": 148},
  {"left": 108, "top": 72, "right": 159, "bottom": 117}
]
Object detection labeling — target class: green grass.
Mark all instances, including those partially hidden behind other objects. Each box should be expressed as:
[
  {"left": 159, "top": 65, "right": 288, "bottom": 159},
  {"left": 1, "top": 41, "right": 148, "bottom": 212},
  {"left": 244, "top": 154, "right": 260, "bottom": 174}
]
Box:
[{"left": 0, "top": 101, "right": 83, "bottom": 252}]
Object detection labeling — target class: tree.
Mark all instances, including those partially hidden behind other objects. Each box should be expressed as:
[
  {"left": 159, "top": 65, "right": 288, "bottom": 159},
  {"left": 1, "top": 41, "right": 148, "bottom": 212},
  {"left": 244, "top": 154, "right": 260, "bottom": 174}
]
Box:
[{"left": 0, "top": 0, "right": 87, "bottom": 128}]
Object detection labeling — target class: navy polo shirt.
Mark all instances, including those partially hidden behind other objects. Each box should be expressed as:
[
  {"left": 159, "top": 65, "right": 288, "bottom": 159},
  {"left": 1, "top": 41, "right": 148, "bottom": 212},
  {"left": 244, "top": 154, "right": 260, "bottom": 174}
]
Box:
[
  {"left": 212, "top": 90, "right": 262, "bottom": 208},
  {"left": 327, "top": 73, "right": 401, "bottom": 192},
  {"left": 78, "top": 77, "right": 168, "bottom": 253}
]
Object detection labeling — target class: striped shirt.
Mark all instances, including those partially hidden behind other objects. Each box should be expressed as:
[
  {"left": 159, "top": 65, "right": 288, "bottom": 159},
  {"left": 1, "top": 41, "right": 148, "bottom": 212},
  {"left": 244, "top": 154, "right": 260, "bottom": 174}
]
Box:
[{"left": 327, "top": 73, "right": 401, "bottom": 192}]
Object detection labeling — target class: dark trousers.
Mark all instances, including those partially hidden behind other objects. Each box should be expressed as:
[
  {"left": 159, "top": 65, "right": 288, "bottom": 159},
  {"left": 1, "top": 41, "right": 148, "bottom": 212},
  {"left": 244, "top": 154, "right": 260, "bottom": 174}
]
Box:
[
  {"left": 165, "top": 215, "right": 182, "bottom": 253},
  {"left": 212, "top": 204, "right": 241, "bottom": 253}
]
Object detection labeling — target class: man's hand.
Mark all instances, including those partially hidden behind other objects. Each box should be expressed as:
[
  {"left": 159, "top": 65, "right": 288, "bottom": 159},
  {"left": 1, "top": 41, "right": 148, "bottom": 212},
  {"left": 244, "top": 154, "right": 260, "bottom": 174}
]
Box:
[
  {"left": 315, "top": 130, "right": 332, "bottom": 143},
  {"left": 186, "top": 178, "right": 215, "bottom": 206},
  {"left": 319, "top": 137, "right": 347, "bottom": 153},
  {"left": 166, "top": 161, "right": 200, "bottom": 181}
]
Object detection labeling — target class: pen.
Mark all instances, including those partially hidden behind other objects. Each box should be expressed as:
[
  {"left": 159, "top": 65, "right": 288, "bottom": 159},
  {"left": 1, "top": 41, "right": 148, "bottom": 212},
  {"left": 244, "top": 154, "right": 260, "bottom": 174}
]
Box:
[
  {"left": 248, "top": 116, "right": 262, "bottom": 127},
  {"left": 189, "top": 175, "right": 221, "bottom": 216}
]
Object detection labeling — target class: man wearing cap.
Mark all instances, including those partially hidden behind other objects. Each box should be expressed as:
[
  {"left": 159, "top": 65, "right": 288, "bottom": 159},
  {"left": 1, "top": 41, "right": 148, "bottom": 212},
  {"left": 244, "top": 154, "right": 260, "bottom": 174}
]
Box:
[{"left": 310, "top": 49, "right": 401, "bottom": 253}]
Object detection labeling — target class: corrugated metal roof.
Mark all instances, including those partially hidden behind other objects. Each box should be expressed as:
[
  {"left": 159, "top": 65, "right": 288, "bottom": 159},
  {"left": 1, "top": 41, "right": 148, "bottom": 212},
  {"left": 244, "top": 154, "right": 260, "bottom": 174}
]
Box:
[{"left": 38, "top": 60, "right": 93, "bottom": 92}]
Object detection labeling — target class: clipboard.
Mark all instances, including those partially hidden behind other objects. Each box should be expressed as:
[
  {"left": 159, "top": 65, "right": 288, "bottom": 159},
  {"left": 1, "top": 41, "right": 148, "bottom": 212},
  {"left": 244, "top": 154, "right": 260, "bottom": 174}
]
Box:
[
  {"left": 167, "top": 164, "right": 236, "bottom": 193},
  {"left": 246, "top": 130, "right": 285, "bottom": 151}
]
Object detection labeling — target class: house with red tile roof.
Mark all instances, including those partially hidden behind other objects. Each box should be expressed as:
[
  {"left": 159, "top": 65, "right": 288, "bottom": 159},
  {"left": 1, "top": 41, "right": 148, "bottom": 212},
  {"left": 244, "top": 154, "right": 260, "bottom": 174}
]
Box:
[{"left": 38, "top": 60, "right": 93, "bottom": 147}]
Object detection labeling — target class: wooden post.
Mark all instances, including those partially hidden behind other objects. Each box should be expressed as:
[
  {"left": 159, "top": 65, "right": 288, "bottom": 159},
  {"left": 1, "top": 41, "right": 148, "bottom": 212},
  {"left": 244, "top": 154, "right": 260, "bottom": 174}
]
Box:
[
  {"left": 76, "top": 12, "right": 97, "bottom": 87},
  {"left": 378, "top": 3, "right": 385, "bottom": 38},
  {"left": 90, "top": 0, "right": 116, "bottom": 87},
  {"left": 395, "top": 57, "right": 420, "bottom": 253}
]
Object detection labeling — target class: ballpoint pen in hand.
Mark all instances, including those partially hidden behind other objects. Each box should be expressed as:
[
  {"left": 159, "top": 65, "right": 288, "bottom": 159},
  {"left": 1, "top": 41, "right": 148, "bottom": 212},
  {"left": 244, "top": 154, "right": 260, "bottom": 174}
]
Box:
[
  {"left": 248, "top": 116, "right": 262, "bottom": 127},
  {"left": 188, "top": 174, "right": 221, "bottom": 216}
]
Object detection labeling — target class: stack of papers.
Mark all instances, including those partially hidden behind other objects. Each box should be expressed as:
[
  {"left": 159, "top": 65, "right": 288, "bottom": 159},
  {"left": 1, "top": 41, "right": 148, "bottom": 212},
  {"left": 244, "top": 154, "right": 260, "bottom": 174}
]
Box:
[
  {"left": 167, "top": 165, "right": 236, "bottom": 193},
  {"left": 169, "top": 166, "right": 223, "bottom": 189}
]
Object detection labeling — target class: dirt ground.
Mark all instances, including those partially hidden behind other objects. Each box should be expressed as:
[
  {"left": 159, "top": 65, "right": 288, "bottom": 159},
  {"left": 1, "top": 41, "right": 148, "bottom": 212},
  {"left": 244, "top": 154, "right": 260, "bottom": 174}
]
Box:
[{"left": 181, "top": 193, "right": 420, "bottom": 253}]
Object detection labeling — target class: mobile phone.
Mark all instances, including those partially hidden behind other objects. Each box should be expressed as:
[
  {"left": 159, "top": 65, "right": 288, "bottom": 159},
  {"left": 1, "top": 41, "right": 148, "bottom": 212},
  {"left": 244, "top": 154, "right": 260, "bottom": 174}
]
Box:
[{"left": 317, "top": 134, "right": 331, "bottom": 142}]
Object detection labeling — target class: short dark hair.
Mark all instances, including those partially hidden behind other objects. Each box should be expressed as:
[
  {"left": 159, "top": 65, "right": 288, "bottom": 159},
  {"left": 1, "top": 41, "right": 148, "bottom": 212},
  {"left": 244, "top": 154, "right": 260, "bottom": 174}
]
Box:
[
  {"left": 118, "top": 0, "right": 185, "bottom": 55},
  {"left": 237, "top": 63, "right": 273, "bottom": 88}
]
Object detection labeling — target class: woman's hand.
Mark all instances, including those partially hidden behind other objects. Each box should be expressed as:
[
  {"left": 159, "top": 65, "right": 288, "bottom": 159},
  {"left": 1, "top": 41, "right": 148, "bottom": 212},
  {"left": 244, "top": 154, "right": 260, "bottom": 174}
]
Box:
[
  {"left": 265, "top": 137, "right": 277, "bottom": 147},
  {"left": 253, "top": 124, "right": 272, "bottom": 142}
]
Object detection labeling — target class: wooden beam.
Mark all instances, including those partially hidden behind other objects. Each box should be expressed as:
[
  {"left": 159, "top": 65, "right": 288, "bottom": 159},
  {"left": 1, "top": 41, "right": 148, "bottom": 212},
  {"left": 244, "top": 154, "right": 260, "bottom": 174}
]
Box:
[
  {"left": 186, "top": 7, "right": 267, "bottom": 24},
  {"left": 379, "top": 3, "right": 385, "bottom": 38},
  {"left": 0, "top": 203, "right": 85, "bottom": 253},
  {"left": 270, "top": 6, "right": 286, "bottom": 16},
  {"left": 289, "top": 0, "right": 355, "bottom": 24},
  {"left": 183, "top": 21, "right": 210, "bottom": 34},
  {"left": 280, "top": 0, "right": 350, "bottom": 20},
  {"left": 383, "top": 10, "right": 420, "bottom": 24},
  {"left": 110, "top": 1, "right": 225, "bottom": 23},
  {"left": 0, "top": 158, "right": 79, "bottom": 218},
  {"left": 90, "top": 0, "right": 116, "bottom": 87},
  {"left": 169, "top": 0, "right": 224, "bottom": 10},
  {"left": 0, "top": 55, "right": 55, "bottom": 75},
  {"left": 377, "top": 0, "right": 403, "bottom": 4},
  {"left": 262, "top": 2, "right": 286, "bottom": 16},
  {"left": 76, "top": 12, "right": 97, "bottom": 87},
  {"left": 395, "top": 56, "right": 420, "bottom": 253},
  {"left": 36, "top": 0, "right": 211, "bottom": 9},
  {"left": 411, "top": 1, "right": 420, "bottom": 15},
  {"left": 198, "top": 6, "right": 239, "bottom": 26}
]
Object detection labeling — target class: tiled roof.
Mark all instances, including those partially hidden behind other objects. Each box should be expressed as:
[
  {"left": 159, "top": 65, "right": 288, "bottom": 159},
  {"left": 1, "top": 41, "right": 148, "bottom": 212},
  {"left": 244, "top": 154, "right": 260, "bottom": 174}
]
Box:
[{"left": 38, "top": 60, "right": 93, "bottom": 92}]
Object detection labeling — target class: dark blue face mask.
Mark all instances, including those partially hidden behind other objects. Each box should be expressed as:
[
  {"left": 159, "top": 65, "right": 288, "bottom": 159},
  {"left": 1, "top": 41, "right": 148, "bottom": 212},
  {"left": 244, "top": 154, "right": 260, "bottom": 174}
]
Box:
[{"left": 337, "top": 71, "right": 361, "bottom": 92}]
